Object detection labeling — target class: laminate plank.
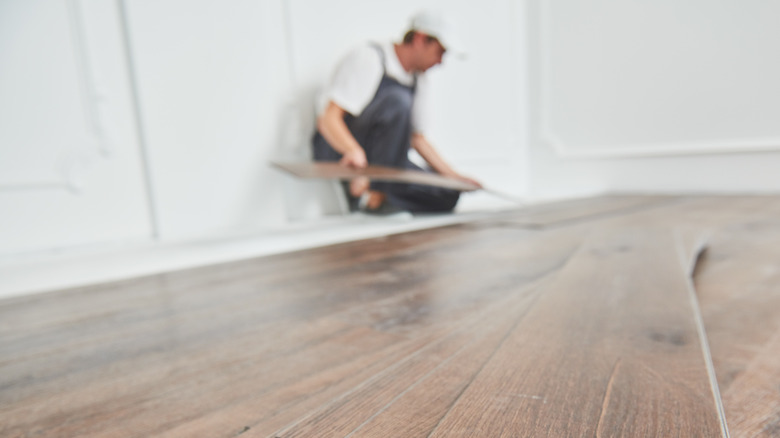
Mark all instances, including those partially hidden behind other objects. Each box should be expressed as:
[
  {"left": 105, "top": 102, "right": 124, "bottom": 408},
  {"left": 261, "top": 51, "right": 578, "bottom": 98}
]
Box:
[
  {"left": 689, "top": 200, "right": 780, "bottom": 436},
  {"left": 152, "top": 331, "right": 444, "bottom": 438},
  {"left": 597, "top": 196, "right": 772, "bottom": 232},
  {"left": 477, "top": 195, "right": 677, "bottom": 229},
  {"left": 0, "top": 320, "right": 404, "bottom": 437},
  {"left": 272, "top": 161, "right": 480, "bottom": 191},
  {"left": 428, "top": 227, "right": 726, "bottom": 437},
  {"left": 330, "top": 227, "right": 581, "bottom": 335},
  {"left": 271, "top": 281, "right": 545, "bottom": 438},
  {"left": 340, "top": 284, "right": 546, "bottom": 438},
  {"left": 695, "top": 219, "right": 780, "bottom": 392},
  {"left": 720, "top": 327, "right": 780, "bottom": 437}
]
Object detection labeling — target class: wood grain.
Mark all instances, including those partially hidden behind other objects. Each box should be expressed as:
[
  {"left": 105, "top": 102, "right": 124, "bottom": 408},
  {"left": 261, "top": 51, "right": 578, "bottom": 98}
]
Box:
[
  {"left": 273, "top": 281, "right": 547, "bottom": 438},
  {"left": 721, "top": 327, "right": 780, "bottom": 437},
  {"left": 2, "top": 196, "right": 780, "bottom": 437},
  {"left": 428, "top": 228, "right": 726, "bottom": 437},
  {"left": 692, "top": 197, "right": 780, "bottom": 436}
]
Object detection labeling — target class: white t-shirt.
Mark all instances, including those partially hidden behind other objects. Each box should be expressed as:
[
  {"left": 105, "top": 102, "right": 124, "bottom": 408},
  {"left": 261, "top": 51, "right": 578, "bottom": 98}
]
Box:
[{"left": 317, "top": 42, "right": 431, "bottom": 134}]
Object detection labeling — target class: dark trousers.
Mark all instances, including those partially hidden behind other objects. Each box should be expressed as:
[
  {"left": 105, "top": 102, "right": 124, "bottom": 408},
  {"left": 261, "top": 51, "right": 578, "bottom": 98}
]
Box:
[{"left": 313, "top": 86, "right": 459, "bottom": 213}]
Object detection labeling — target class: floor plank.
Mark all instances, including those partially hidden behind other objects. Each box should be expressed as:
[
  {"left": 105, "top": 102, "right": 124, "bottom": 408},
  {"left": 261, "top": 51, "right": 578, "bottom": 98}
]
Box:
[
  {"left": 476, "top": 195, "right": 677, "bottom": 229},
  {"left": 692, "top": 197, "right": 780, "bottom": 436},
  {"left": 272, "top": 279, "right": 546, "bottom": 438},
  {"left": 428, "top": 227, "right": 726, "bottom": 437},
  {"left": 721, "top": 327, "right": 780, "bottom": 437}
]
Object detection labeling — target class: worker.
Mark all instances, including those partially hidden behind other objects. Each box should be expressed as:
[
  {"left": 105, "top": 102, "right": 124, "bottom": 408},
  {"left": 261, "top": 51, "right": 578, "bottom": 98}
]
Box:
[{"left": 312, "top": 10, "right": 481, "bottom": 214}]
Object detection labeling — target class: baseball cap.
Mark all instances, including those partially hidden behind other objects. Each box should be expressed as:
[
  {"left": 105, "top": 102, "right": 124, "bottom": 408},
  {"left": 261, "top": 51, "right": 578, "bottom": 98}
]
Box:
[{"left": 409, "top": 10, "right": 466, "bottom": 58}]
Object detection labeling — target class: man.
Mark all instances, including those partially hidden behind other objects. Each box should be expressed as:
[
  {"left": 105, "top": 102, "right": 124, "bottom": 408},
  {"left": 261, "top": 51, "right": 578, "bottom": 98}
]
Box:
[{"left": 312, "top": 10, "right": 481, "bottom": 214}]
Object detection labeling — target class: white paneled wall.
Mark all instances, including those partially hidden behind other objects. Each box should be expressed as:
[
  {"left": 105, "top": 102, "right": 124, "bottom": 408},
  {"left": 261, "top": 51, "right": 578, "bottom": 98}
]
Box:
[
  {"left": 526, "top": 0, "right": 780, "bottom": 199},
  {"left": 541, "top": 0, "right": 780, "bottom": 157},
  {"left": 122, "top": 0, "right": 293, "bottom": 240},
  {"left": 7, "top": 0, "right": 780, "bottom": 260},
  {"left": 0, "top": 0, "right": 528, "bottom": 257},
  {"left": 0, "top": 1, "right": 152, "bottom": 256}
]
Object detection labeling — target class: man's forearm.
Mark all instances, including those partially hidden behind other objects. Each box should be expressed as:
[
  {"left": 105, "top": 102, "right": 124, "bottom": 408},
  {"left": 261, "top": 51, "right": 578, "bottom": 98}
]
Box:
[
  {"left": 317, "top": 103, "right": 362, "bottom": 156},
  {"left": 411, "top": 133, "right": 483, "bottom": 189},
  {"left": 410, "top": 133, "right": 457, "bottom": 177}
]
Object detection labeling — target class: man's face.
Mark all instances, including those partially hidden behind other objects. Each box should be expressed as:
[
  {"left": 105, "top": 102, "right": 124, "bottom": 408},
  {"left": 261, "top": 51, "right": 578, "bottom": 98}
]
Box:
[{"left": 414, "top": 34, "right": 446, "bottom": 72}]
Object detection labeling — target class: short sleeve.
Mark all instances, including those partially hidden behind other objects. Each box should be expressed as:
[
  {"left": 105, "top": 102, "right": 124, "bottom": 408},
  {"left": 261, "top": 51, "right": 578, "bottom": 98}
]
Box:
[{"left": 325, "top": 46, "right": 383, "bottom": 117}]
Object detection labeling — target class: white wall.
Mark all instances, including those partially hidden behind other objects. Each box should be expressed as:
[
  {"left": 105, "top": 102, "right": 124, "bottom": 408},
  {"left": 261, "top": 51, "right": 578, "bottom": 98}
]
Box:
[
  {"left": 122, "top": 0, "right": 295, "bottom": 240},
  {"left": 0, "top": 0, "right": 153, "bottom": 256},
  {"left": 5, "top": 0, "right": 780, "bottom": 262},
  {"left": 0, "top": 0, "right": 528, "bottom": 257},
  {"left": 526, "top": 0, "right": 780, "bottom": 199}
]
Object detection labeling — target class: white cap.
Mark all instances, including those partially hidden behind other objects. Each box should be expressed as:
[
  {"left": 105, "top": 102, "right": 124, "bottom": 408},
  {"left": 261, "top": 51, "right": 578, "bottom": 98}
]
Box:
[{"left": 409, "top": 10, "right": 466, "bottom": 57}]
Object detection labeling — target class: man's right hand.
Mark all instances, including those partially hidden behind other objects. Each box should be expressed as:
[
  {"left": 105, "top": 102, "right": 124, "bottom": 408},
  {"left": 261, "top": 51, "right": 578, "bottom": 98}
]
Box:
[
  {"left": 318, "top": 102, "right": 368, "bottom": 169},
  {"left": 340, "top": 149, "right": 368, "bottom": 169}
]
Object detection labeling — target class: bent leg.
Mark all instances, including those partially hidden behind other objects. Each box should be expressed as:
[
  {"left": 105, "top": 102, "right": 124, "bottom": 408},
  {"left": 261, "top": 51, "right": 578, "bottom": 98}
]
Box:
[
  {"left": 311, "top": 81, "right": 459, "bottom": 213},
  {"left": 383, "top": 162, "right": 461, "bottom": 214}
]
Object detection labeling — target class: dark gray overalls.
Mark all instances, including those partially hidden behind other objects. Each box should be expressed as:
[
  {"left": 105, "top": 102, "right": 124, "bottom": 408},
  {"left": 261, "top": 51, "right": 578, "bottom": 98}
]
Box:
[{"left": 312, "top": 44, "right": 460, "bottom": 214}]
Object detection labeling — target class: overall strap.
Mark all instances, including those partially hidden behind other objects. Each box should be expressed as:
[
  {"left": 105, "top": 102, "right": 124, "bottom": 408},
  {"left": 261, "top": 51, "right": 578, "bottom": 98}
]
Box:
[
  {"left": 369, "top": 42, "right": 417, "bottom": 90},
  {"left": 369, "top": 42, "right": 387, "bottom": 75}
]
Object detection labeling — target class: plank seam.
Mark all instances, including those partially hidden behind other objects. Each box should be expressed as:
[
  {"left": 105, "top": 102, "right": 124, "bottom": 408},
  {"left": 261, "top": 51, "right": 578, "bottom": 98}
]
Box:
[
  {"left": 425, "top": 282, "right": 548, "bottom": 438},
  {"left": 595, "top": 358, "right": 623, "bottom": 438},
  {"left": 675, "top": 232, "right": 731, "bottom": 438},
  {"left": 269, "top": 333, "right": 445, "bottom": 438},
  {"left": 270, "top": 284, "right": 542, "bottom": 437},
  {"left": 343, "top": 340, "right": 475, "bottom": 438}
]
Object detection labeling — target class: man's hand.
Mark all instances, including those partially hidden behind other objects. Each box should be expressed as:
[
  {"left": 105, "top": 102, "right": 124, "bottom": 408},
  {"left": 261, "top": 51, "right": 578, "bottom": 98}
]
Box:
[
  {"left": 411, "top": 133, "right": 482, "bottom": 191},
  {"left": 339, "top": 148, "right": 368, "bottom": 169},
  {"left": 318, "top": 102, "right": 369, "bottom": 169},
  {"left": 454, "top": 174, "right": 483, "bottom": 191}
]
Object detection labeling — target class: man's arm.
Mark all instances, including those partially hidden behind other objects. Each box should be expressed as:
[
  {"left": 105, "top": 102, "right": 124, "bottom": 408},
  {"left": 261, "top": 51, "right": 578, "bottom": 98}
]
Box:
[
  {"left": 317, "top": 101, "right": 367, "bottom": 168},
  {"left": 411, "top": 133, "right": 482, "bottom": 189}
]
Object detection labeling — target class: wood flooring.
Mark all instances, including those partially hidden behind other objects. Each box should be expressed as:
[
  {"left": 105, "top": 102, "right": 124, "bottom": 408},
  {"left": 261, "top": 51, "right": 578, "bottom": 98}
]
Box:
[{"left": 2, "top": 195, "right": 780, "bottom": 437}]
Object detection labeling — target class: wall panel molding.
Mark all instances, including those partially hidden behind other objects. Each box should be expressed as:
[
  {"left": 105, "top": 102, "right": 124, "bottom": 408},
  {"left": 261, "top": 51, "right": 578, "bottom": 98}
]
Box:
[
  {"left": 0, "top": 0, "right": 116, "bottom": 193},
  {"left": 538, "top": 0, "right": 780, "bottom": 160}
]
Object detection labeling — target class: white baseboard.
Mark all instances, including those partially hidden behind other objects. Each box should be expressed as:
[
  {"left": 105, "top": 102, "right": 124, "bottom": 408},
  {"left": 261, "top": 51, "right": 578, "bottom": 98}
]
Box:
[{"left": 0, "top": 211, "right": 498, "bottom": 301}]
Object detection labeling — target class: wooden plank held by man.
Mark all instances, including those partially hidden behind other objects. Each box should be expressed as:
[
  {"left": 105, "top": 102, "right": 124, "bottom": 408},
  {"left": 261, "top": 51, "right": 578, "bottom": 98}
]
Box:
[
  {"left": 271, "top": 161, "right": 524, "bottom": 206},
  {"left": 271, "top": 162, "right": 478, "bottom": 191}
]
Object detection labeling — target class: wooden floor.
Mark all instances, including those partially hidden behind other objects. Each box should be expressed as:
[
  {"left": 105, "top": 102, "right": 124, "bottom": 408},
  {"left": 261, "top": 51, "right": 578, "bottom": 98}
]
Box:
[{"left": 2, "top": 195, "right": 780, "bottom": 437}]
